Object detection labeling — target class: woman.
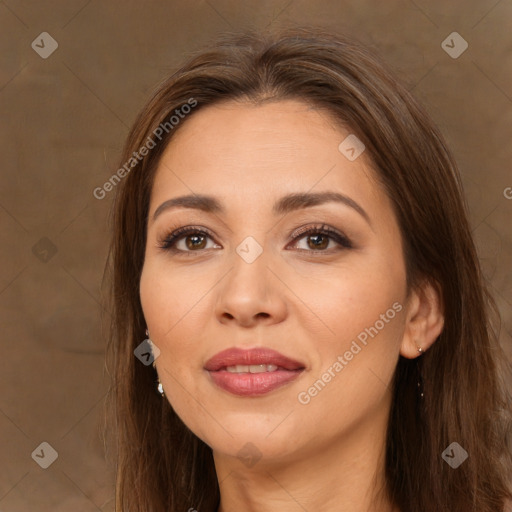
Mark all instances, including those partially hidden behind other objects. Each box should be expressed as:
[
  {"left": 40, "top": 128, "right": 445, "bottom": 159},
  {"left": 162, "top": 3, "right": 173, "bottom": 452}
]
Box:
[{"left": 105, "top": 26, "right": 512, "bottom": 511}]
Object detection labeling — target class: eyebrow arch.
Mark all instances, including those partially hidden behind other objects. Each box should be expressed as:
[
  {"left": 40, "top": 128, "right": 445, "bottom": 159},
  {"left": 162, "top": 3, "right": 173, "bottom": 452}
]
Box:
[{"left": 152, "top": 191, "right": 372, "bottom": 226}]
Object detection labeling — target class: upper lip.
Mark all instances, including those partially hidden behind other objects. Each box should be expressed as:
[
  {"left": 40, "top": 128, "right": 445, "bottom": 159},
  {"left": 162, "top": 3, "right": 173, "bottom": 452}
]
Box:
[{"left": 204, "top": 347, "right": 305, "bottom": 371}]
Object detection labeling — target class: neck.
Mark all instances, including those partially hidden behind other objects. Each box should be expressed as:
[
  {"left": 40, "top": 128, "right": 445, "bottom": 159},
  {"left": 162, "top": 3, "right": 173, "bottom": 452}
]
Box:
[{"left": 214, "top": 396, "right": 397, "bottom": 512}]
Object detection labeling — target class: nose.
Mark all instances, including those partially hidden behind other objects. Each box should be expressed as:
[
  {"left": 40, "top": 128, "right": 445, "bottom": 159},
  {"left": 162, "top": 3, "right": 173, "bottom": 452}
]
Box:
[{"left": 214, "top": 246, "right": 288, "bottom": 328}]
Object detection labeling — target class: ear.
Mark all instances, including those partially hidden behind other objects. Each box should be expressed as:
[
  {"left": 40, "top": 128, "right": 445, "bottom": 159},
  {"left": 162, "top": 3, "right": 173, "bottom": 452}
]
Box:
[{"left": 400, "top": 279, "right": 445, "bottom": 359}]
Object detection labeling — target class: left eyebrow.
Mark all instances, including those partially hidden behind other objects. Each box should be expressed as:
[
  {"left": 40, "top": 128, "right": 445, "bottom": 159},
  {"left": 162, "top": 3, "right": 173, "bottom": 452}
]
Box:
[{"left": 272, "top": 191, "right": 371, "bottom": 227}]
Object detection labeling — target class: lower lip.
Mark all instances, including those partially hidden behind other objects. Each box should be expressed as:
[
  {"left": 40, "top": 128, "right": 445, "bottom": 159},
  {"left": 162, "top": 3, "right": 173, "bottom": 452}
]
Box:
[{"left": 206, "top": 369, "right": 304, "bottom": 396}]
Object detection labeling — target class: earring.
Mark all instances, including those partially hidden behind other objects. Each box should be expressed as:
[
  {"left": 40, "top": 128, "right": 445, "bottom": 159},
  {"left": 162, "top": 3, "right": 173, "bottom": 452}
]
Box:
[
  {"left": 157, "top": 378, "right": 165, "bottom": 397},
  {"left": 146, "top": 328, "right": 165, "bottom": 397},
  {"left": 416, "top": 342, "right": 424, "bottom": 399}
]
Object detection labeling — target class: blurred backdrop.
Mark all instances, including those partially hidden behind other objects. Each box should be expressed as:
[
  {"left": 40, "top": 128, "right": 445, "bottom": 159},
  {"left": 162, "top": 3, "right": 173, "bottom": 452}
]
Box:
[{"left": 1, "top": 1, "right": 511, "bottom": 510}]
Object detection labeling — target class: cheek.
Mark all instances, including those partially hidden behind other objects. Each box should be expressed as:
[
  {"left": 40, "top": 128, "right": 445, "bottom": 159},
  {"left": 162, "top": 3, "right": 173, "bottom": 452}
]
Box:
[
  {"left": 140, "top": 260, "right": 207, "bottom": 338},
  {"left": 296, "top": 258, "right": 404, "bottom": 342},
  {"left": 298, "top": 259, "right": 405, "bottom": 399},
  {"left": 139, "top": 262, "right": 211, "bottom": 389},
  {"left": 292, "top": 277, "right": 404, "bottom": 444},
  {"left": 140, "top": 264, "right": 205, "bottom": 423}
]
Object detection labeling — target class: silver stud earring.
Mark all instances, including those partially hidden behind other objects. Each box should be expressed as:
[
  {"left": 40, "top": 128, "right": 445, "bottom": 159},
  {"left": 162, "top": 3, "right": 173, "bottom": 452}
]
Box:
[{"left": 145, "top": 328, "right": 164, "bottom": 397}]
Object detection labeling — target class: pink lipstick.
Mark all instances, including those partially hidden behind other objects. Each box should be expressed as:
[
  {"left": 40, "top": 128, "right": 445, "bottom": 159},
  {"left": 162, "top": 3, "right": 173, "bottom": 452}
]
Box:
[{"left": 204, "top": 347, "right": 305, "bottom": 396}]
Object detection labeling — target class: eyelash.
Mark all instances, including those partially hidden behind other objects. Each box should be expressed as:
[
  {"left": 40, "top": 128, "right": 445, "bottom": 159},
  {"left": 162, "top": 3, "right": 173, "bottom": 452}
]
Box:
[{"left": 157, "top": 223, "right": 353, "bottom": 256}]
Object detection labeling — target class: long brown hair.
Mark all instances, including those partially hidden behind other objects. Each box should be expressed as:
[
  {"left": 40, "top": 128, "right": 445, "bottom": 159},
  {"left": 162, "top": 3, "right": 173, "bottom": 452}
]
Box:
[{"left": 104, "top": 26, "right": 512, "bottom": 512}]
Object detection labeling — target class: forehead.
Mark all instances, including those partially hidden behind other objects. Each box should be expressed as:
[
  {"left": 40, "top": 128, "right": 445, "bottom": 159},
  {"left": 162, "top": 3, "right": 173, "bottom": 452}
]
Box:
[
  {"left": 159, "top": 99, "right": 357, "bottom": 164},
  {"left": 150, "top": 99, "right": 384, "bottom": 215}
]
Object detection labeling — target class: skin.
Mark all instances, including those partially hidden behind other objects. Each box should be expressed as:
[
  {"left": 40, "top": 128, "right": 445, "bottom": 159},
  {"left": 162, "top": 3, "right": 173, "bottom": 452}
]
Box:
[{"left": 139, "top": 99, "right": 444, "bottom": 512}]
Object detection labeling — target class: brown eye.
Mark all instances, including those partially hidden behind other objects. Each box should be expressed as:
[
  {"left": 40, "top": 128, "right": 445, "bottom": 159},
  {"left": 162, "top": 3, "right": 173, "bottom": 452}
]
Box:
[
  {"left": 305, "top": 233, "right": 330, "bottom": 250},
  {"left": 290, "top": 225, "right": 352, "bottom": 253},
  {"left": 184, "top": 233, "right": 208, "bottom": 250},
  {"left": 158, "top": 227, "right": 219, "bottom": 254}
]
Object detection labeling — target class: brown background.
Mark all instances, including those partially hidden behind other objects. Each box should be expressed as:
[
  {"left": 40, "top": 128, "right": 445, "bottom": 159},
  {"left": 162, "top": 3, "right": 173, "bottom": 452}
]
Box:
[{"left": 1, "top": 1, "right": 511, "bottom": 510}]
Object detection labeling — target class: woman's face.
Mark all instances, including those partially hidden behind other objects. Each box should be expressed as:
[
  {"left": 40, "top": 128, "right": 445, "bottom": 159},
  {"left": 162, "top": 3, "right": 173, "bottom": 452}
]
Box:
[{"left": 140, "top": 99, "right": 410, "bottom": 466}]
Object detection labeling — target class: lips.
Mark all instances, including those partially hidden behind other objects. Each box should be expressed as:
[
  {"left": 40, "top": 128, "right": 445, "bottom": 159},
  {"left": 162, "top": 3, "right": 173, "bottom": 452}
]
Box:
[
  {"left": 204, "top": 347, "right": 306, "bottom": 397},
  {"left": 204, "top": 347, "right": 305, "bottom": 372}
]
